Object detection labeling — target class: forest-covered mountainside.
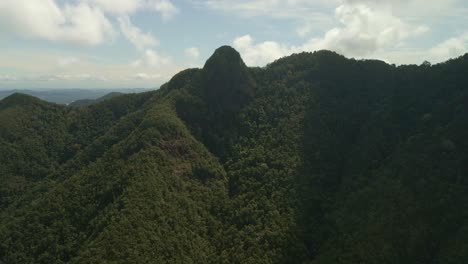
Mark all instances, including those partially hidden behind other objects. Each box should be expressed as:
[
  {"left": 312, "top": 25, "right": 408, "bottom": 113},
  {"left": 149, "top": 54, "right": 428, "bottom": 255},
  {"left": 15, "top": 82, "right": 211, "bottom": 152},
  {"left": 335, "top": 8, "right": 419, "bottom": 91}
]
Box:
[{"left": 1, "top": 46, "right": 468, "bottom": 263}]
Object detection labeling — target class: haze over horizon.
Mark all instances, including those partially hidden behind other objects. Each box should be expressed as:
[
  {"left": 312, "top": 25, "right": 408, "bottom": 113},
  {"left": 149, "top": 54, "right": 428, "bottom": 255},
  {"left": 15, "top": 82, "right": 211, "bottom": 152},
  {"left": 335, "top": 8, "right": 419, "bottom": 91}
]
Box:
[{"left": 0, "top": 0, "right": 467, "bottom": 89}]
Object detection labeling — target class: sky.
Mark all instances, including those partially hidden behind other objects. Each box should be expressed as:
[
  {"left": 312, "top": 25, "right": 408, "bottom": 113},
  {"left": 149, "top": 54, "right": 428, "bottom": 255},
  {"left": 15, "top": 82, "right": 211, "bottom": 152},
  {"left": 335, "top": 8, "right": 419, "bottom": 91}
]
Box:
[{"left": 0, "top": 0, "right": 467, "bottom": 89}]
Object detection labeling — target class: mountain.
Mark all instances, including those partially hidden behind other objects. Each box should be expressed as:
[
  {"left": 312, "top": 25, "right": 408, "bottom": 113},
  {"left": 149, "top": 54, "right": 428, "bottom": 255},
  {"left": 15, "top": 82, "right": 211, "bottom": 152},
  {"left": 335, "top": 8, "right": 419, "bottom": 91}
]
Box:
[
  {"left": 0, "top": 88, "right": 152, "bottom": 105},
  {"left": 1, "top": 47, "right": 468, "bottom": 263}
]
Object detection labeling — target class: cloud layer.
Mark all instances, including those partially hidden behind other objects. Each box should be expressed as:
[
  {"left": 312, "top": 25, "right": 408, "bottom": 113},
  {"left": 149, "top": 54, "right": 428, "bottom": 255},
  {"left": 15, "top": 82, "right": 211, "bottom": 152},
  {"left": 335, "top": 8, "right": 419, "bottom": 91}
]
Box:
[
  {"left": 83, "top": 0, "right": 179, "bottom": 18},
  {"left": 0, "top": 0, "right": 115, "bottom": 46},
  {"left": 0, "top": 0, "right": 467, "bottom": 89},
  {"left": 0, "top": 0, "right": 178, "bottom": 46},
  {"left": 230, "top": 0, "right": 467, "bottom": 66},
  {"left": 119, "top": 16, "right": 158, "bottom": 50}
]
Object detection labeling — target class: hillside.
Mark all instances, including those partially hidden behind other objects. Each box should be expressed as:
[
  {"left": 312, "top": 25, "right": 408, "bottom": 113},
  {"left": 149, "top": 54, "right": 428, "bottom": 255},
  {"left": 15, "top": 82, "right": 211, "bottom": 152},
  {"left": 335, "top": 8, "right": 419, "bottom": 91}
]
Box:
[
  {"left": 0, "top": 89, "right": 152, "bottom": 105},
  {"left": 1, "top": 47, "right": 468, "bottom": 263},
  {"left": 69, "top": 92, "right": 125, "bottom": 107}
]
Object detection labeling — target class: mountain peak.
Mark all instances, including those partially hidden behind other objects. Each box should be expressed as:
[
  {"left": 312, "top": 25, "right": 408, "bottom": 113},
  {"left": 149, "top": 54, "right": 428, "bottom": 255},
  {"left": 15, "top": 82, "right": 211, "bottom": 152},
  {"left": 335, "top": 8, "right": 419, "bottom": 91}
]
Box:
[
  {"left": 201, "top": 46, "right": 254, "bottom": 112},
  {"left": 203, "top": 45, "right": 246, "bottom": 71}
]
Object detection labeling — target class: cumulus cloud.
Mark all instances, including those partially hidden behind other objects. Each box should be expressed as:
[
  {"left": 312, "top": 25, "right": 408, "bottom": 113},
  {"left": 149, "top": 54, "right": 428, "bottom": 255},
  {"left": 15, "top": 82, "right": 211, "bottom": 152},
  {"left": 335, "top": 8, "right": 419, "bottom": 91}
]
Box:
[
  {"left": 234, "top": 31, "right": 468, "bottom": 67},
  {"left": 0, "top": 0, "right": 115, "bottom": 46},
  {"left": 131, "top": 49, "right": 172, "bottom": 68},
  {"left": 295, "top": 14, "right": 335, "bottom": 38},
  {"left": 0, "top": 0, "right": 179, "bottom": 46},
  {"left": 118, "top": 16, "right": 158, "bottom": 50},
  {"left": 233, "top": 35, "right": 292, "bottom": 66},
  {"left": 428, "top": 33, "right": 468, "bottom": 63},
  {"left": 299, "top": 3, "right": 429, "bottom": 57},
  {"left": 145, "top": 49, "right": 171, "bottom": 67},
  {"left": 231, "top": 0, "right": 437, "bottom": 66},
  {"left": 200, "top": 0, "right": 466, "bottom": 65},
  {"left": 184, "top": 47, "right": 200, "bottom": 59},
  {"left": 149, "top": 0, "right": 179, "bottom": 20}
]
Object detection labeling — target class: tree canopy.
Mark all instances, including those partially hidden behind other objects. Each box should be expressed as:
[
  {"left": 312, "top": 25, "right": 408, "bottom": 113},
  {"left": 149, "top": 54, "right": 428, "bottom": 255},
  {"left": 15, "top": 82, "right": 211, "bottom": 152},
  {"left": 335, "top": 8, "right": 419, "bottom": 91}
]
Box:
[{"left": 1, "top": 48, "right": 468, "bottom": 263}]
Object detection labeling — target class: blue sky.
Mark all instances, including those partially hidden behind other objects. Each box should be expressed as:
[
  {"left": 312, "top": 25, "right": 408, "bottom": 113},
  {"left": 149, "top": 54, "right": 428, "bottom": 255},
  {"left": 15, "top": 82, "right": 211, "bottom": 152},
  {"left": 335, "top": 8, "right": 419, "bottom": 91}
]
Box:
[{"left": 0, "top": 0, "right": 467, "bottom": 89}]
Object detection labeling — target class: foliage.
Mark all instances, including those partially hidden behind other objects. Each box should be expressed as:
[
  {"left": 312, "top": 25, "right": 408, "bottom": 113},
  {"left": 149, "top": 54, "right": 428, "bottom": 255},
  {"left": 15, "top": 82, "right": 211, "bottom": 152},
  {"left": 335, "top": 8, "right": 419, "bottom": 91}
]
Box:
[{"left": 1, "top": 49, "right": 468, "bottom": 263}]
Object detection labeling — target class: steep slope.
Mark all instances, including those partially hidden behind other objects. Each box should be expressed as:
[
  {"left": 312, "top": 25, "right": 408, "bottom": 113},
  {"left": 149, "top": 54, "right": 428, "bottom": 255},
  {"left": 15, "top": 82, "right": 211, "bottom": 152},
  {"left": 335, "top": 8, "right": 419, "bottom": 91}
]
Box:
[
  {"left": 175, "top": 46, "right": 256, "bottom": 157},
  {"left": 1, "top": 48, "right": 468, "bottom": 263},
  {"left": 201, "top": 45, "right": 255, "bottom": 112},
  {"left": 0, "top": 92, "right": 228, "bottom": 263},
  {"left": 304, "top": 56, "right": 468, "bottom": 264},
  {"left": 0, "top": 91, "right": 154, "bottom": 210}
]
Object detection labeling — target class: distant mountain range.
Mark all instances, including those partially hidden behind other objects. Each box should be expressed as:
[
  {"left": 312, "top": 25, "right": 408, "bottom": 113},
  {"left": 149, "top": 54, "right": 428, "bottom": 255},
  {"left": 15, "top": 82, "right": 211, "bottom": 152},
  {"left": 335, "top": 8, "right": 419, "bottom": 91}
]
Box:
[
  {"left": 1, "top": 46, "right": 468, "bottom": 263},
  {"left": 0, "top": 88, "right": 153, "bottom": 105},
  {"left": 68, "top": 92, "right": 125, "bottom": 107}
]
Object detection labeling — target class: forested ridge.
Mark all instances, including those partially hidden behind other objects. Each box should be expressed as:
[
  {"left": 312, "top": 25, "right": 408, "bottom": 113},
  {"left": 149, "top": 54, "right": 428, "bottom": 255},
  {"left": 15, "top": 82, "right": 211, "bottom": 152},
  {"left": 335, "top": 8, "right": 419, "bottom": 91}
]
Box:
[{"left": 1, "top": 46, "right": 468, "bottom": 263}]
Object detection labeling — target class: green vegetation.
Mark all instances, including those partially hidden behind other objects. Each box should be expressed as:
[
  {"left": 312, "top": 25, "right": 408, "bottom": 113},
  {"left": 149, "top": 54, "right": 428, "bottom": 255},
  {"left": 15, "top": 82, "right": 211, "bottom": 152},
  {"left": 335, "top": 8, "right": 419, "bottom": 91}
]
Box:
[{"left": 1, "top": 47, "right": 468, "bottom": 263}]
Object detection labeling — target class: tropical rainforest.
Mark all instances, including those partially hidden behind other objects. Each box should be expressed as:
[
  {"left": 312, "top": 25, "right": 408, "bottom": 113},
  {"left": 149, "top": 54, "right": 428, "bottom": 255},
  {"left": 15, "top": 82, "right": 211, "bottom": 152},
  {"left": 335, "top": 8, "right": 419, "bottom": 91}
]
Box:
[{"left": 1, "top": 46, "right": 468, "bottom": 263}]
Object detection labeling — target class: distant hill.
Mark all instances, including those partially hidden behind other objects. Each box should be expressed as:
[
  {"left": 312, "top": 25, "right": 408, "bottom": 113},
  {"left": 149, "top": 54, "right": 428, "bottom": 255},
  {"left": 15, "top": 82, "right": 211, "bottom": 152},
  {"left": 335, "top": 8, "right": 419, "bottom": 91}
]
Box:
[
  {"left": 0, "top": 88, "right": 153, "bottom": 104},
  {"left": 69, "top": 92, "right": 125, "bottom": 107},
  {"left": 1, "top": 47, "right": 468, "bottom": 263}
]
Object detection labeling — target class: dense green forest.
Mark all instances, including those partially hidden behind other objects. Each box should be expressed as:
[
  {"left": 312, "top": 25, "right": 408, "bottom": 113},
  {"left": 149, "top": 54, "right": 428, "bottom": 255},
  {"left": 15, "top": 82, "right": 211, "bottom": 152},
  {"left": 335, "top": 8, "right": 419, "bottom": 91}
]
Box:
[{"left": 1, "top": 46, "right": 468, "bottom": 263}]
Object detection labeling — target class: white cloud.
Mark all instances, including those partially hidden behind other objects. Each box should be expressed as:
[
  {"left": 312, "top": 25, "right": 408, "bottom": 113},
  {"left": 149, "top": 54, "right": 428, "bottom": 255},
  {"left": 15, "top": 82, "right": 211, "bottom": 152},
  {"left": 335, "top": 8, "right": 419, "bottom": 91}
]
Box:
[
  {"left": 19, "top": 74, "right": 108, "bottom": 82},
  {"left": 196, "top": 0, "right": 336, "bottom": 18},
  {"left": 369, "top": 30, "right": 467, "bottom": 65},
  {"left": 233, "top": 35, "right": 292, "bottom": 66},
  {"left": 0, "top": 0, "right": 179, "bottom": 47},
  {"left": 295, "top": 14, "right": 335, "bottom": 37},
  {"left": 133, "top": 73, "right": 162, "bottom": 80},
  {"left": 57, "top": 57, "right": 80, "bottom": 67},
  {"left": 298, "top": 3, "right": 429, "bottom": 57},
  {"left": 0, "top": 0, "right": 115, "bottom": 46},
  {"left": 200, "top": 0, "right": 466, "bottom": 65},
  {"left": 57, "top": 74, "right": 105, "bottom": 81},
  {"left": 82, "top": 0, "right": 179, "bottom": 19},
  {"left": 231, "top": 0, "right": 439, "bottom": 66},
  {"left": 197, "top": 0, "right": 461, "bottom": 22},
  {"left": 184, "top": 47, "right": 200, "bottom": 59},
  {"left": 194, "top": 0, "right": 338, "bottom": 37},
  {"left": 234, "top": 32, "right": 468, "bottom": 67},
  {"left": 428, "top": 33, "right": 468, "bottom": 63},
  {"left": 0, "top": 75, "right": 18, "bottom": 82},
  {"left": 118, "top": 16, "right": 158, "bottom": 50},
  {"left": 233, "top": 29, "right": 467, "bottom": 67},
  {"left": 145, "top": 49, "right": 171, "bottom": 67},
  {"left": 0, "top": 72, "right": 166, "bottom": 85},
  {"left": 131, "top": 49, "right": 172, "bottom": 68},
  {"left": 149, "top": 0, "right": 179, "bottom": 20},
  {"left": 130, "top": 60, "right": 143, "bottom": 68},
  {"left": 81, "top": 0, "right": 142, "bottom": 14}
]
